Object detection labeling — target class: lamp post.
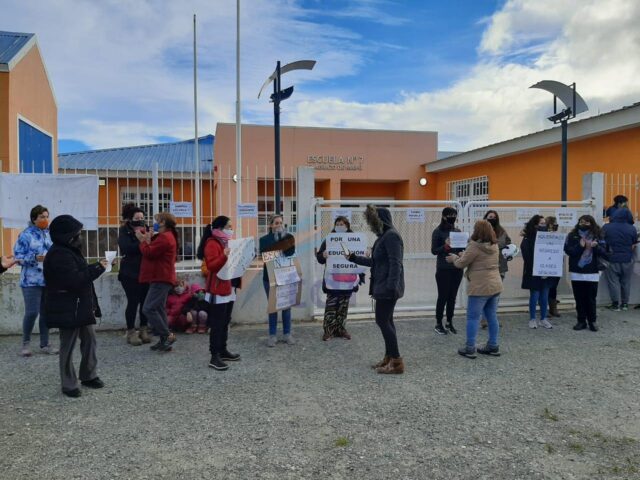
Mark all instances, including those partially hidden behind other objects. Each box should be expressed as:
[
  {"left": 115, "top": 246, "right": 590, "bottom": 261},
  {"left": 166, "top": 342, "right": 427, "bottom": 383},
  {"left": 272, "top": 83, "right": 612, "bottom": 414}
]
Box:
[
  {"left": 530, "top": 80, "right": 589, "bottom": 202},
  {"left": 259, "top": 60, "right": 316, "bottom": 215}
]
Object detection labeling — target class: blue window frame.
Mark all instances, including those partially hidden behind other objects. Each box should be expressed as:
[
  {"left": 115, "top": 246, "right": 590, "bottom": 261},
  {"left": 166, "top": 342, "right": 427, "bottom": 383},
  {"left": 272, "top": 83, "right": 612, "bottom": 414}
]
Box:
[{"left": 19, "top": 119, "right": 53, "bottom": 173}]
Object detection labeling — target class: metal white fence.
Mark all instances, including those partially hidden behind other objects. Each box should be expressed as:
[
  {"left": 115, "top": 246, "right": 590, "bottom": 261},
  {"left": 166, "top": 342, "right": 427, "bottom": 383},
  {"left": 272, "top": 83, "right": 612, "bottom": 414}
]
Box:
[
  {"left": 604, "top": 173, "right": 639, "bottom": 221},
  {"left": 311, "top": 198, "right": 597, "bottom": 316}
]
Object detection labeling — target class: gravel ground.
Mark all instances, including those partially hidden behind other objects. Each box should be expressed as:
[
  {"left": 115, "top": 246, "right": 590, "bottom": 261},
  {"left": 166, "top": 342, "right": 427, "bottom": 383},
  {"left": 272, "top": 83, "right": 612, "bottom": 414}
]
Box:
[{"left": 1, "top": 307, "right": 640, "bottom": 480}]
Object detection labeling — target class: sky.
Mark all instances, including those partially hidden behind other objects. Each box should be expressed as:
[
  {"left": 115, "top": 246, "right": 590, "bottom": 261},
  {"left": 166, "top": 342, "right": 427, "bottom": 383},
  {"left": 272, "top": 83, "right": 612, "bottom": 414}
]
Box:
[{"left": 2, "top": 0, "right": 639, "bottom": 154}]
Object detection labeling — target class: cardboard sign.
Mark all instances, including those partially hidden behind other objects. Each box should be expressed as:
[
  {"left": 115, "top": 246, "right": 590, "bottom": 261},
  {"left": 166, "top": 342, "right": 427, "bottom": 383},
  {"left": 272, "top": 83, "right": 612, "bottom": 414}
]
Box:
[
  {"left": 275, "top": 282, "right": 300, "bottom": 311},
  {"left": 406, "top": 209, "right": 426, "bottom": 223},
  {"left": 516, "top": 208, "right": 539, "bottom": 225},
  {"left": 217, "top": 237, "right": 256, "bottom": 280},
  {"left": 237, "top": 203, "right": 258, "bottom": 218},
  {"left": 331, "top": 209, "right": 352, "bottom": 223},
  {"left": 325, "top": 233, "right": 366, "bottom": 274},
  {"left": 274, "top": 265, "right": 301, "bottom": 286},
  {"left": 533, "top": 232, "right": 566, "bottom": 277},
  {"left": 169, "top": 201, "right": 193, "bottom": 218},
  {"left": 265, "top": 254, "right": 303, "bottom": 313},
  {"left": 555, "top": 208, "right": 578, "bottom": 227},
  {"left": 449, "top": 232, "right": 469, "bottom": 249}
]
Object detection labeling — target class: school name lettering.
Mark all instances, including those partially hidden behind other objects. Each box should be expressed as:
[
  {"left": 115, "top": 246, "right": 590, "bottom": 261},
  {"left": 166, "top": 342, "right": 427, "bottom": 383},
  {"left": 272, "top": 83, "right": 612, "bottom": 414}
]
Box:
[{"left": 307, "top": 155, "right": 364, "bottom": 171}]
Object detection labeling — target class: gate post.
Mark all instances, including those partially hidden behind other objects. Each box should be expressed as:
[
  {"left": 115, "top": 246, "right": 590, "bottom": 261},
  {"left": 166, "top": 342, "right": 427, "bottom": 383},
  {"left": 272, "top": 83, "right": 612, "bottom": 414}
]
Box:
[
  {"left": 583, "top": 172, "right": 604, "bottom": 223},
  {"left": 295, "top": 166, "right": 315, "bottom": 320}
]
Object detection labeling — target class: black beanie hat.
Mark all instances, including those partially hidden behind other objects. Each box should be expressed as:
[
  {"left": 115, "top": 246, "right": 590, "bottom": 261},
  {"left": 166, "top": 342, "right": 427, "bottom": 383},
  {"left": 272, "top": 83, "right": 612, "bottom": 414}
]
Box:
[{"left": 49, "top": 215, "right": 83, "bottom": 244}]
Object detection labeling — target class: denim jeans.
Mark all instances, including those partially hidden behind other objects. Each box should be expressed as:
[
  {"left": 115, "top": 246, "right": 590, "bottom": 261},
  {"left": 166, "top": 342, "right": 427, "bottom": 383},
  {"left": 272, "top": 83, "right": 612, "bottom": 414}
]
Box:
[
  {"left": 21, "top": 286, "right": 49, "bottom": 347},
  {"left": 263, "top": 279, "right": 291, "bottom": 336},
  {"left": 466, "top": 294, "right": 500, "bottom": 348},
  {"left": 529, "top": 286, "right": 550, "bottom": 320}
]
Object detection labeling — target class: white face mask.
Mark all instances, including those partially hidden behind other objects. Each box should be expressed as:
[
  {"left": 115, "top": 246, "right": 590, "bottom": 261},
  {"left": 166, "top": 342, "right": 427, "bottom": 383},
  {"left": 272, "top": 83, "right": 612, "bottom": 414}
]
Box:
[
  {"left": 334, "top": 225, "right": 347, "bottom": 233},
  {"left": 223, "top": 228, "right": 234, "bottom": 237}
]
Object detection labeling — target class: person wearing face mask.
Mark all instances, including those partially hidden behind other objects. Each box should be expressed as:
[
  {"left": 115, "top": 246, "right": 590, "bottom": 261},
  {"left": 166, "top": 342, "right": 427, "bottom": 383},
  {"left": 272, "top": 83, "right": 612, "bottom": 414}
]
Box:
[
  {"left": 137, "top": 212, "right": 179, "bottom": 352},
  {"left": 564, "top": 215, "right": 607, "bottom": 332},
  {"left": 602, "top": 207, "right": 638, "bottom": 311},
  {"left": 181, "top": 284, "right": 210, "bottom": 334},
  {"left": 43, "top": 215, "right": 109, "bottom": 398},
  {"left": 431, "top": 207, "right": 465, "bottom": 335},
  {"left": 117, "top": 203, "right": 151, "bottom": 346},
  {"left": 259, "top": 214, "right": 296, "bottom": 348},
  {"left": 13, "top": 205, "right": 56, "bottom": 357},
  {"left": 203, "top": 216, "right": 241, "bottom": 370},
  {"left": 521, "top": 215, "right": 554, "bottom": 329},
  {"left": 316, "top": 216, "right": 365, "bottom": 341},
  {"left": 545, "top": 216, "right": 562, "bottom": 318}
]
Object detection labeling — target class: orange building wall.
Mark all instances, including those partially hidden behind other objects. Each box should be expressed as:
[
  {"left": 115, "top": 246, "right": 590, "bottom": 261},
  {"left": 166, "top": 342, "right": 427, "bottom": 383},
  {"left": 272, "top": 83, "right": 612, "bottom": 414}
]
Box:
[
  {"left": 0, "top": 73, "right": 8, "bottom": 172},
  {"left": 431, "top": 127, "right": 640, "bottom": 201}
]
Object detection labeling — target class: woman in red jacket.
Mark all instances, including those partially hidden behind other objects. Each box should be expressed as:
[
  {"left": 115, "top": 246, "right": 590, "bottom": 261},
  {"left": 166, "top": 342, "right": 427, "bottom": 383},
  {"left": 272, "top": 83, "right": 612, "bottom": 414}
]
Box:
[
  {"left": 204, "top": 216, "right": 240, "bottom": 371},
  {"left": 137, "top": 212, "right": 178, "bottom": 352}
]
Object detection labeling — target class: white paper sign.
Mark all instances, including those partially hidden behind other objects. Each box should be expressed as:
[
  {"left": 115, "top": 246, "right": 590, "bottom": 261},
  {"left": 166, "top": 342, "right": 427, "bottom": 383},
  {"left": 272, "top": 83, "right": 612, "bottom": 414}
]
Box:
[
  {"left": 332, "top": 209, "right": 352, "bottom": 223},
  {"left": 169, "top": 201, "right": 193, "bottom": 218},
  {"left": 104, "top": 250, "right": 117, "bottom": 273},
  {"left": 276, "top": 282, "right": 299, "bottom": 310},
  {"left": 555, "top": 208, "right": 578, "bottom": 227},
  {"left": 274, "top": 265, "right": 301, "bottom": 286},
  {"left": 237, "top": 203, "right": 258, "bottom": 218},
  {"left": 326, "top": 233, "right": 367, "bottom": 274},
  {"left": 0, "top": 174, "right": 99, "bottom": 230},
  {"left": 449, "top": 232, "right": 469, "bottom": 249},
  {"left": 533, "top": 232, "right": 566, "bottom": 277},
  {"left": 217, "top": 237, "right": 256, "bottom": 280},
  {"left": 406, "top": 209, "right": 425, "bottom": 223},
  {"left": 516, "top": 208, "right": 539, "bottom": 225}
]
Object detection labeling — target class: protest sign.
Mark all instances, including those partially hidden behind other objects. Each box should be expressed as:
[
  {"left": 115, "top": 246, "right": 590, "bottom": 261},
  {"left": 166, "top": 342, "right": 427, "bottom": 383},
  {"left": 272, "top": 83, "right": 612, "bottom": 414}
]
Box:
[
  {"left": 169, "top": 202, "right": 193, "bottom": 218},
  {"left": 555, "top": 208, "right": 578, "bottom": 227},
  {"left": 325, "top": 233, "right": 366, "bottom": 274},
  {"left": 516, "top": 208, "right": 539, "bottom": 225},
  {"left": 217, "top": 237, "right": 256, "bottom": 280},
  {"left": 406, "top": 209, "right": 425, "bottom": 223},
  {"left": 449, "top": 232, "right": 469, "bottom": 249},
  {"left": 533, "top": 232, "right": 566, "bottom": 277},
  {"left": 237, "top": 203, "right": 258, "bottom": 218}
]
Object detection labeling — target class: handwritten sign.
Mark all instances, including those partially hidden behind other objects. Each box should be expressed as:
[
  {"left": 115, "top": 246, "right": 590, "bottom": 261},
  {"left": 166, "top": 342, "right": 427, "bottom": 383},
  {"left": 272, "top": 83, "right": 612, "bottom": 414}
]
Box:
[
  {"left": 275, "top": 282, "right": 301, "bottom": 310},
  {"left": 516, "top": 208, "right": 539, "bottom": 225},
  {"left": 217, "top": 237, "right": 256, "bottom": 280},
  {"left": 555, "top": 208, "right": 578, "bottom": 227},
  {"left": 449, "top": 232, "right": 469, "bottom": 249},
  {"left": 169, "top": 201, "right": 193, "bottom": 218},
  {"left": 274, "top": 265, "right": 301, "bottom": 286},
  {"left": 326, "top": 233, "right": 366, "bottom": 274},
  {"left": 237, "top": 203, "right": 258, "bottom": 218},
  {"left": 533, "top": 232, "right": 566, "bottom": 277},
  {"left": 406, "top": 209, "right": 425, "bottom": 223}
]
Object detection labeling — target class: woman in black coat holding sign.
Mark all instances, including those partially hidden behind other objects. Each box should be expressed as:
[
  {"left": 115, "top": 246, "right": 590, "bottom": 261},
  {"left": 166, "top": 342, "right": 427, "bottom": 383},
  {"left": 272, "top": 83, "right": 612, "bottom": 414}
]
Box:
[
  {"left": 43, "top": 215, "right": 108, "bottom": 398},
  {"left": 348, "top": 206, "right": 405, "bottom": 374},
  {"left": 316, "top": 216, "right": 364, "bottom": 341},
  {"left": 521, "top": 215, "right": 554, "bottom": 330}
]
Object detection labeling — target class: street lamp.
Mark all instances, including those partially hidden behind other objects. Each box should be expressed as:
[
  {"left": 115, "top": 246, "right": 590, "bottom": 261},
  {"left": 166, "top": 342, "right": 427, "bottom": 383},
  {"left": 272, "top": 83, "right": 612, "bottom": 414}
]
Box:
[
  {"left": 259, "top": 60, "right": 316, "bottom": 215},
  {"left": 529, "top": 80, "right": 589, "bottom": 202}
]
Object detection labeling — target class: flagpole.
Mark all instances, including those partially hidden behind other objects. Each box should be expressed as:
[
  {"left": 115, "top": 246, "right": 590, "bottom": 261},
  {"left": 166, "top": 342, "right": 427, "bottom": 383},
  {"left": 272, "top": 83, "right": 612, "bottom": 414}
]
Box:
[
  {"left": 235, "top": 0, "right": 243, "bottom": 236},
  {"left": 193, "top": 14, "right": 202, "bottom": 252}
]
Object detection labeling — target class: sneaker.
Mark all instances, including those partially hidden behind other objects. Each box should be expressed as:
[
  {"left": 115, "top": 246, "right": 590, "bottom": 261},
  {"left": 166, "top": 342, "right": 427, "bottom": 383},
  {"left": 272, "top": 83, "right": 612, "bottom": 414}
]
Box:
[
  {"left": 150, "top": 339, "right": 162, "bottom": 351},
  {"left": 477, "top": 344, "right": 501, "bottom": 357},
  {"left": 621, "top": 303, "right": 629, "bottom": 311},
  {"left": 39, "top": 344, "right": 59, "bottom": 355},
  {"left": 434, "top": 325, "right": 448, "bottom": 335},
  {"left": 458, "top": 345, "right": 477, "bottom": 359},
  {"left": 208, "top": 354, "right": 229, "bottom": 371},
  {"left": 528, "top": 319, "right": 538, "bottom": 329},
  {"left": 283, "top": 334, "right": 295, "bottom": 345},
  {"left": 267, "top": 335, "right": 277, "bottom": 348},
  {"left": 540, "top": 319, "right": 553, "bottom": 329},
  {"left": 62, "top": 389, "right": 81, "bottom": 398},
  {"left": 81, "top": 377, "right": 105, "bottom": 389},
  {"left": 20, "top": 343, "right": 32, "bottom": 357},
  {"left": 220, "top": 350, "right": 241, "bottom": 362},
  {"left": 607, "top": 303, "right": 621, "bottom": 311},
  {"left": 156, "top": 337, "right": 174, "bottom": 352},
  {"left": 445, "top": 323, "right": 457, "bottom": 335}
]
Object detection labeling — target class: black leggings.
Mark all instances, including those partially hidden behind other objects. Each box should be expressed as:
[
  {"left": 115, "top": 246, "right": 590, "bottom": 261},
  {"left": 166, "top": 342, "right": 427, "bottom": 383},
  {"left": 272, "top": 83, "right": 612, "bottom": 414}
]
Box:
[
  {"left": 209, "top": 301, "right": 233, "bottom": 355},
  {"left": 375, "top": 298, "right": 400, "bottom": 358},
  {"left": 548, "top": 277, "right": 560, "bottom": 301},
  {"left": 435, "top": 269, "right": 463, "bottom": 324},
  {"left": 120, "top": 277, "right": 149, "bottom": 330},
  {"left": 571, "top": 281, "right": 598, "bottom": 324}
]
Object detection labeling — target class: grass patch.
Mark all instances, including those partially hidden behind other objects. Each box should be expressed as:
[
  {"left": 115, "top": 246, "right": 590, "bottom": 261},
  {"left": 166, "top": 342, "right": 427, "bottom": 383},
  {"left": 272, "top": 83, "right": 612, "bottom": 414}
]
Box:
[
  {"left": 542, "top": 408, "right": 559, "bottom": 422},
  {"left": 334, "top": 437, "right": 350, "bottom": 447},
  {"left": 569, "top": 443, "right": 585, "bottom": 454}
]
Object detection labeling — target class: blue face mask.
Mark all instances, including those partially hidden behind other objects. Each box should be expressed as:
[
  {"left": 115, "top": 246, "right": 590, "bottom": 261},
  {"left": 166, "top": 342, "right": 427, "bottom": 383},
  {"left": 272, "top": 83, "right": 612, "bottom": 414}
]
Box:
[{"left": 153, "top": 223, "right": 160, "bottom": 233}]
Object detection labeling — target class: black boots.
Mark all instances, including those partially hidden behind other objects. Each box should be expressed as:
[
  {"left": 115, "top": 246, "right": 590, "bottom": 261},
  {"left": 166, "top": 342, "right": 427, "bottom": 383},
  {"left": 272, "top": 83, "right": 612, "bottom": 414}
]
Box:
[
  {"left": 573, "top": 321, "right": 598, "bottom": 332},
  {"left": 208, "top": 354, "right": 229, "bottom": 371}
]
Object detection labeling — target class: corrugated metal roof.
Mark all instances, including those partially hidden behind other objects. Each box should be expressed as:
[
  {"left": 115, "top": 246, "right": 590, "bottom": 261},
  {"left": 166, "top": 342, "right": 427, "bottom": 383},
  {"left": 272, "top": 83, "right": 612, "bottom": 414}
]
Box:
[
  {"left": 58, "top": 135, "right": 214, "bottom": 173},
  {"left": 0, "top": 31, "right": 34, "bottom": 66}
]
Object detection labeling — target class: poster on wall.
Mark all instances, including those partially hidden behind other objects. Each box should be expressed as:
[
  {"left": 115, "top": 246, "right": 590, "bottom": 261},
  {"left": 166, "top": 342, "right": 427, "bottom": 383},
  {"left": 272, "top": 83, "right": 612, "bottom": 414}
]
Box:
[
  {"left": 555, "top": 208, "right": 578, "bottom": 227},
  {"left": 325, "top": 233, "right": 366, "bottom": 274},
  {"left": 217, "top": 237, "right": 256, "bottom": 280},
  {"left": 533, "top": 232, "right": 566, "bottom": 277},
  {"left": 169, "top": 201, "right": 193, "bottom": 218},
  {"left": 406, "top": 209, "right": 426, "bottom": 223}
]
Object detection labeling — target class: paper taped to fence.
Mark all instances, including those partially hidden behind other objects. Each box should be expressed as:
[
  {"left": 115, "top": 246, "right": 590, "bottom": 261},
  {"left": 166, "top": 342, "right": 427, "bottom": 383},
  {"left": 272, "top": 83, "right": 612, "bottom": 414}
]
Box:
[
  {"left": 326, "top": 233, "right": 366, "bottom": 274},
  {"left": 533, "top": 232, "right": 566, "bottom": 277},
  {"left": 0, "top": 174, "right": 99, "bottom": 230},
  {"left": 332, "top": 209, "right": 352, "bottom": 223},
  {"left": 555, "top": 208, "right": 578, "bottom": 227},
  {"left": 406, "top": 209, "right": 425, "bottom": 223},
  {"left": 217, "top": 237, "right": 256, "bottom": 280},
  {"left": 169, "top": 201, "right": 193, "bottom": 218},
  {"left": 516, "top": 208, "right": 539, "bottom": 226}
]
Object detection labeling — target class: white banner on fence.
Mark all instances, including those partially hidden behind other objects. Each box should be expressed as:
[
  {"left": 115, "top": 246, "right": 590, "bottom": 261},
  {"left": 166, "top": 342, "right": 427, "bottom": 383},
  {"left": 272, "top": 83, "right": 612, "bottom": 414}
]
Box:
[
  {"left": 331, "top": 209, "right": 352, "bottom": 223},
  {"left": 217, "top": 237, "right": 256, "bottom": 280},
  {"left": 0, "top": 174, "right": 99, "bottom": 230},
  {"left": 449, "top": 231, "right": 469, "bottom": 249},
  {"left": 533, "top": 232, "right": 566, "bottom": 277},
  {"left": 237, "top": 203, "right": 258, "bottom": 218},
  {"left": 516, "top": 208, "right": 539, "bottom": 225},
  {"left": 326, "top": 233, "right": 366, "bottom": 274},
  {"left": 555, "top": 208, "right": 578, "bottom": 227},
  {"left": 406, "top": 209, "right": 425, "bottom": 223},
  {"left": 169, "top": 201, "right": 193, "bottom": 218}
]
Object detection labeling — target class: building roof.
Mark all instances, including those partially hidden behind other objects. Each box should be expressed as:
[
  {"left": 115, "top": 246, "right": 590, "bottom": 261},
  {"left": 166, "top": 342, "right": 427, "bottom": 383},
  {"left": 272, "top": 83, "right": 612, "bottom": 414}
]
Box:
[
  {"left": 427, "top": 102, "right": 640, "bottom": 173},
  {"left": 58, "top": 135, "right": 214, "bottom": 173},
  {"left": 437, "top": 151, "right": 462, "bottom": 160},
  {"left": 0, "top": 31, "right": 35, "bottom": 71}
]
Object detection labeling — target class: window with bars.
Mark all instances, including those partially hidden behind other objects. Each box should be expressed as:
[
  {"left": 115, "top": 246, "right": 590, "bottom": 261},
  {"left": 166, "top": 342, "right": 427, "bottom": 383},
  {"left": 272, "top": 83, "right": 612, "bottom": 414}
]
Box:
[
  {"left": 121, "top": 188, "right": 172, "bottom": 219},
  {"left": 447, "top": 176, "right": 489, "bottom": 205}
]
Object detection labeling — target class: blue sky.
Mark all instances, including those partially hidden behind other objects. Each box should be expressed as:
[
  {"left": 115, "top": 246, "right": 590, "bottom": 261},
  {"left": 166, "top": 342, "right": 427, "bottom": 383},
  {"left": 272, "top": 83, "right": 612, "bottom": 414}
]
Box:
[{"left": 2, "top": 0, "right": 639, "bottom": 154}]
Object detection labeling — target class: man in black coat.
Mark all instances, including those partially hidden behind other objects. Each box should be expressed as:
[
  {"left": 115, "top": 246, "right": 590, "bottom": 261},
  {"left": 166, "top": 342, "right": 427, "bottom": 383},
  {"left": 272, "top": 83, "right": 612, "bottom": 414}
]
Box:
[{"left": 43, "top": 215, "right": 107, "bottom": 398}]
